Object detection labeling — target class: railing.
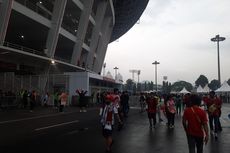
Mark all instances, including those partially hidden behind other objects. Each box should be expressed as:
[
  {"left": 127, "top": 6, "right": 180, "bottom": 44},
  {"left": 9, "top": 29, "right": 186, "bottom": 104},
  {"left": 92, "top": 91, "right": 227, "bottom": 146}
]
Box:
[
  {"left": 0, "top": 95, "right": 19, "bottom": 110},
  {"left": 3, "top": 41, "right": 47, "bottom": 57},
  {"left": 54, "top": 56, "right": 71, "bottom": 64},
  {"left": 15, "top": 0, "right": 52, "bottom": 20},
  {"left": 2, "top": 42, "right": 80, "bottom": 68}
]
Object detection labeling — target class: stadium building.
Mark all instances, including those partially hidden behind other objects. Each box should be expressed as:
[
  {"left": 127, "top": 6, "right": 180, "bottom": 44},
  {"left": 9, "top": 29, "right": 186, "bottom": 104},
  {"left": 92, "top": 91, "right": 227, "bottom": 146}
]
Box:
[{"left": 0, "top": 0, "right": 149, "bottom": 99}]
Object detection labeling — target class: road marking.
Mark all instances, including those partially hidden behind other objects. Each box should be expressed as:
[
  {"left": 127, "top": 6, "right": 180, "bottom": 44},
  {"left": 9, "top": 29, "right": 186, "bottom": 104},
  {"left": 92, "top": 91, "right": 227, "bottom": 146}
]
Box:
[
  {"left": 0, "top": 111, "right": 78, "bottom": 125},
  {"left": 64, "top": 127, "right": 89, "bottom": 136},
  {"left": 65, "top": 130, "right": 80, "bottom": 135},
  {"left": 34, "top": 120, "right": 79, "bottom": 131},
  {"left": 130, "top": 106, "right": 140, "bottom": 109}
]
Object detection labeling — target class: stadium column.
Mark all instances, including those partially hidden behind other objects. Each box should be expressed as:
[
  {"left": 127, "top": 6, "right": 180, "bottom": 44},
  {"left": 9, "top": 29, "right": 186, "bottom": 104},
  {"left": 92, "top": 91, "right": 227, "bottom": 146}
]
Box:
[
  {"left": 40, "top": 0, "right": 67, "bottom": 93},
  {"left": 86, "top": 1, "right": 108, "bottom": 71},
  {"left": 71, "top": 0, "right": 94, "bottom": 66},
  {"left": 94, "top": 18, "right": 113, "bottom": 73},
  {"left": 45, "top": 0, "right": 67, "bottom": 58},
  {"left": 0, "top": 0, "right": 13, "bottom": 45}
]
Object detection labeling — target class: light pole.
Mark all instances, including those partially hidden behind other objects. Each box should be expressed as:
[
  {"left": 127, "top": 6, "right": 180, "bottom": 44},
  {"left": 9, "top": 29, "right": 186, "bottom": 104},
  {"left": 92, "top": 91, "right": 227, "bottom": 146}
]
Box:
[
  {"left": 137, "top": 70, "right": 141, "bottom": 84},
  {"left": 211, "top": 35, "right": 225, "bottom": 83},
  {"left": 114, "top": 67, "right": 119, "bottom": 80},
  {"left": 152, "top": 61, "right": 160, "bottom": 92},
  {"left": 103, "top": 63, "right": 106, "bottom": 76}
]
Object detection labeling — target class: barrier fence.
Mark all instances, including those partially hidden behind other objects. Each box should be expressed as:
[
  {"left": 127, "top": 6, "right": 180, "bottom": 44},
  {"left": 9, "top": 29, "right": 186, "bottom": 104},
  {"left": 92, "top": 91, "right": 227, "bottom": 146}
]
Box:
[{"left": 0, "top": 73, "right": 69, "bottom": 94}]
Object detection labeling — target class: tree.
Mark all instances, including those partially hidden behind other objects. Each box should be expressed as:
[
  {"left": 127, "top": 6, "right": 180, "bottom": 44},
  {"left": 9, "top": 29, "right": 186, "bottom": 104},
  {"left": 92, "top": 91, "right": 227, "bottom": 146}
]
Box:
[
  {"left": 209, "top": 79, "right": 220, "bottom": 91},
  {"left": 147, "top": 82, "right": 153, "bottom": 91},
  {"left": 144, "top": 81, "right": 147, "bottom": 91},
  {"left": 133, "top": 83, "right": 137, "bottom": 95},
  {"left": 162, "top": 81, "right": 171, "bottom": 94},
  {"left": 137, "top": 83, "right": 141, "bottom": 92},
  {"left": 150, "top": 81, "right": 154, "bottom": 90},
  {"left": 171, "top": 81, "right": 193, "bottom": 92},
  {"left": 125, "top": 79, "right": 134, "bottom": 91},
  {"left": 195, "top": 75, "right": 209, "bottom": 88}
]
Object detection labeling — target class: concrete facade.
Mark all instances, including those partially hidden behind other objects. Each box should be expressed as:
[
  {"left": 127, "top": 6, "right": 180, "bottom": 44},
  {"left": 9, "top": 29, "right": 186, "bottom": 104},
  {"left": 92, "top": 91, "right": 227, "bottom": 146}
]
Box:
[{"left": 0, "top": 0, "right": 149, "bottom": 95}]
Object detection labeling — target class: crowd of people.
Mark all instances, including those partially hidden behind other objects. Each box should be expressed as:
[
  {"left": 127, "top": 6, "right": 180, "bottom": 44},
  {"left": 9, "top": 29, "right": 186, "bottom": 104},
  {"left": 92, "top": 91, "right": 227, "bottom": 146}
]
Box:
[
  {"left": 138, "top": 91, "right": 223, "bottom": 153},
  {"left": 0, "top": 89, "right": 70, "bottom": 112},
  {"left": 0, "top": 89, "right": 38, "bottom": 112},
  {"left": 0, "top": 88, "right": 227, "bottom": 153},
  {"left": 0, "top": 90, "right": 17, "bottom": 109}
]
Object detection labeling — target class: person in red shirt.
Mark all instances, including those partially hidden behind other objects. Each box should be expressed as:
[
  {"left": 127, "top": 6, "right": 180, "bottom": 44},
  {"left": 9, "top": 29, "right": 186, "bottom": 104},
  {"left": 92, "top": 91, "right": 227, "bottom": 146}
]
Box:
[
  {"left": 100, "top": 94, "right": 122, "bottom": 153},
  {"left": 146, "top": 93, "right": 158, "bottom": 129},
  {"left": 183, "top": 94, "right": 209, "bottom": 153},
  {"left": 206, "top": 91, "right": 222, "bottom": 139},
  {"left": 165, "top": 94, "right": 176, "bottom": 128}
]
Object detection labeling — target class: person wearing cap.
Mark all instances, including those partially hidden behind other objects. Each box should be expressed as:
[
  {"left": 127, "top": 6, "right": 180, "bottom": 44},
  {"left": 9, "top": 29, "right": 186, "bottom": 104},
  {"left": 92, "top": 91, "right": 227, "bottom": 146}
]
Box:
[{"left": 99, "top": 93, "right": 122, "bottom": 153}]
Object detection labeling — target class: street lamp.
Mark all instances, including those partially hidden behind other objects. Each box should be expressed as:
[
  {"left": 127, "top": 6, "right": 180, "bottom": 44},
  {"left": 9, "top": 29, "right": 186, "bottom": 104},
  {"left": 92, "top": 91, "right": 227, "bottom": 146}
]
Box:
[
  {"left": 211, "top": 35, "right": 225, "bottom": 83},
  {"left": 137, "top": 70, "right": 141, "bottom": 84},
  {"left": 114, "top": 67, "right": 119, "bottom": 80},
  {"left": 51, "top": 59, "right": 55, "bottom": 65},
  {"left": 152, "top": 61, "right": 160, "bottom": 92}
]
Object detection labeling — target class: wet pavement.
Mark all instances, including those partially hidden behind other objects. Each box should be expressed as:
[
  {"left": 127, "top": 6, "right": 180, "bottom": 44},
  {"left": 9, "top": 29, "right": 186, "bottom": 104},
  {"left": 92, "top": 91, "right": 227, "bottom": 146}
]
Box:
[
  {"left": 0, "top": 104, "right": 230, "bottom": 153},
  {"left": 113, "top": 108, "right": 230, "bottom": 153}
]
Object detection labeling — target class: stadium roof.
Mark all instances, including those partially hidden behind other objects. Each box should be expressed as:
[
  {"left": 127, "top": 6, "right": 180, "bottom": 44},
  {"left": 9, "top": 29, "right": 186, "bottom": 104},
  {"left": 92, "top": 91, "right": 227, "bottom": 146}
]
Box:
[{"left": 110, "top": 0, "right": 149, "bottom": 42}]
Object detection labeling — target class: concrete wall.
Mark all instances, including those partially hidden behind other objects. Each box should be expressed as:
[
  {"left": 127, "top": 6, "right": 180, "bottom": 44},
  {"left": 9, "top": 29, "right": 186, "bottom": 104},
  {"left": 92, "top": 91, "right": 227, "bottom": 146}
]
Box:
[{"left": 68, "top": 72, "right": 89, "bottom": 97}]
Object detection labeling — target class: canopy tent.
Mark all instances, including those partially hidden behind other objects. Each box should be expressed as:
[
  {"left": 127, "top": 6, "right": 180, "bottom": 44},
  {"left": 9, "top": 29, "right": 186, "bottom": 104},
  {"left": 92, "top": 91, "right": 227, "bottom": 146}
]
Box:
[
  {"left": 170, "top": 91, "right": 178, "bottom": 94},
  {"left": 197, "top": 84, "right": 210, "bottom": 93},
  {"left": 216, "top": 81, "right": 230, "bottom": 92},
  {"left": 196, "top": 85, "right": 204, "bottom": 93},
  {"left": 148, "top": 90, "right": 156, "bottom": 93},
  {"left": 179, "top": 87, "right": 190, "bottom": 94},
  {"left": 203, "top": 84, "right": 210, "bottom": 93}
]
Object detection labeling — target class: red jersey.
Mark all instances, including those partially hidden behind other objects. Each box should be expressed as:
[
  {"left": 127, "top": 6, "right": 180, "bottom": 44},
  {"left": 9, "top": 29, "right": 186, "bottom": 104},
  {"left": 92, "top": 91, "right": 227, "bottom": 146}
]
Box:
[
  {"left": 146, "top": 97, "right": 158, "bottom": 113},
  {"left": 183, "top": 106, "right": 208, "bottom": 137},
  {"left": 183, "top": 94, "right": 191, "bottom": 107},
  {"left": 202, "top": 96, "right": 209, "bottom": 105},
  {"left": 111, "top": 94, "right": 120, "bottom": 108},
  {"left": 206, "top": 97, "right": 222, "bottom": 116}
]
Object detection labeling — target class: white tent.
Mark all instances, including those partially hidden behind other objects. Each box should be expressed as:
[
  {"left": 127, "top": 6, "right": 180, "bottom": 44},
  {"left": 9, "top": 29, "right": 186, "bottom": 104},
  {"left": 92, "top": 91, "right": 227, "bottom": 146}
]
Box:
[
  {"left": 197, "top": 84, "right": 210, "bottom": 93},
  {"left": 196, "top": 85, "right": 204, "bottom": 93},
  {"left": 179, "top": 87, "right": 190, "bottom": 94},
  {"left": 203, "top": 84, "right": 210, "bottom": 93},
  {"left": 170, "top": 91, "right": 178, "bottom": 94},
  {"left": 106, "top": 71, "right": 113, "bottom": 79},
  {"left": 216, "top": 81, "right": 230, "bottom": 92},
  {"left": 148, "top": 90, "right": 156, "bottom": 93}
]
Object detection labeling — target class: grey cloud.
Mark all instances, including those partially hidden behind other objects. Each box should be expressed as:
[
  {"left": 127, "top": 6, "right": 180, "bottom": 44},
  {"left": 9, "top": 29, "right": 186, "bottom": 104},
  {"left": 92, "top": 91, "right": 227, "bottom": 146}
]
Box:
[{"left": 141, "top": 0, "right": 173, "bottom": 24}]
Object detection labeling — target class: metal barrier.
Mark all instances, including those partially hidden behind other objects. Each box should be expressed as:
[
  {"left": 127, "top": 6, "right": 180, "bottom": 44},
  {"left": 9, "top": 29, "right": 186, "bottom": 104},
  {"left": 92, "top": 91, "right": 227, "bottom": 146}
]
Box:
[
  {"left": 0, "top": 73, "right": 69, "bottom": 100},
  {"left": 2, "top": 41, "right": 73, "bottom": 64},
  {"left": 0, "top": 96, "right": 19, "bottom": 110},
  {"left": 3, "top": 41, "right": 46, "bottom": 56}
]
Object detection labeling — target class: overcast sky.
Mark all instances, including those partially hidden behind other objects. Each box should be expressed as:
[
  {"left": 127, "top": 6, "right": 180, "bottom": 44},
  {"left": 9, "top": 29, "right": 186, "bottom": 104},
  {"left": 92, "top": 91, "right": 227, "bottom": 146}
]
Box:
[{"left": 104, "top": 0, "right": 230, "bottom": 85}]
